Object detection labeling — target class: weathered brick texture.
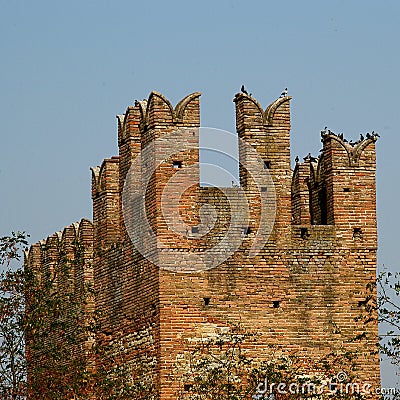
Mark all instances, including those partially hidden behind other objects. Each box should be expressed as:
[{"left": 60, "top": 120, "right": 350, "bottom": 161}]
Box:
[{"left": 25, "top": 90, "right": 380, "bottom": 398}]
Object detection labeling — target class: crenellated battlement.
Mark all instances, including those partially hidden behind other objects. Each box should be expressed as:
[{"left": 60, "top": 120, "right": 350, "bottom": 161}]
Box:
[
  {"left": 27, "top": 219, "right": 93, "bottom": 259},
  {"left": 234, "top": 92, "right": 292, "bottom": 128},
  {"left": 28, "top": 88, "right": 380, "bottom": 254},
  {"left": 26, "top": 89, "right": 380, "bottom": 399},
  {"left": 116, "top": 91, "right": 201, "bottom": 150},
  {"left": 320, "top": 128, "right": 379, "bottom": 167},
  {"left": 25, "top": 219, "right": 94, "bottom": 290},
  {"left": 292, "top": 128, "right": 379, "bottom": 247},
  {"left": 90, "top": 156, "right": 120, "bottom": 197},
  {"left": 117, "top": 105, "right": 141, "bottom": 147},
  {"left": 144, "top": 91, "right": 201, "bottom": 129}
]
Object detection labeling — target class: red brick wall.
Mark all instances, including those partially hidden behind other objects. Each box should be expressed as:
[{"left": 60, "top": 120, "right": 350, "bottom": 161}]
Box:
[{"left": 26, "top": 90, "right": 380, "bottom": 399}]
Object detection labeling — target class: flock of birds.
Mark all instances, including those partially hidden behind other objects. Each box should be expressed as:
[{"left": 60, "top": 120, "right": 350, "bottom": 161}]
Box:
[
  {"left": 239, "top": 86, "right": 379, "bottom": 166},
  {"left": 293, "top": 128, "right": 380, "bottom": 164},
  {"left": 320, "top": 126, "right": 380, "bottom": 145}
]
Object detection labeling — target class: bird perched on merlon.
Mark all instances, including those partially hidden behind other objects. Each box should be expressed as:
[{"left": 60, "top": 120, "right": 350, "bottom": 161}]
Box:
[
  {"left": 303, "top": 153, "right": 312, "bottom": 162},
  {"left": 241, "top": 85, "right": 248, "bottom": 95},
  {"left": 280, "top": 88, "right": 288, "bottom": 97}
]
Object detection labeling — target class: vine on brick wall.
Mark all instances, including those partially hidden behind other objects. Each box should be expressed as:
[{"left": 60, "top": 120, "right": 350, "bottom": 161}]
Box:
[
  {"left": 1, "top": 232, "right": 157, "bottom": 399},
  {"left": 174, "top": 323, "right": 372, "bottom": 400}
]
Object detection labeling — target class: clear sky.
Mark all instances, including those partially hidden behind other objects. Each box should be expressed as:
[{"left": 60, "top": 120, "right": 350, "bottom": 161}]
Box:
[{"left": 1, "top": 0, "right": 399, "bottom": 389}]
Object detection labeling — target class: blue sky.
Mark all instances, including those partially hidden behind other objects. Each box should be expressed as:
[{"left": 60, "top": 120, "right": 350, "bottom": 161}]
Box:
[{"left": 1, "top": 0, "right": 399, "bottom": 388}]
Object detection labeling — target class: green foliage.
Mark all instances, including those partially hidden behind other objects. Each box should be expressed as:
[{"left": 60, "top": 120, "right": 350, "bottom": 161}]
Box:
[
  {"left": 356, "top": 269, "right": 400, "bottom": 398},
  {"left": 93, "top": 341, "right": 157, "bottom": 400},
  {"left": 24, "top": 265, "right": 92, "bottom": 398},
  {"left": 0, "top": 232, "right": 94, "bottom": 399},
  {"left": 91, "top": 320, "right": 157, "bottom": 399},
  {"left": 175, "top": 324, "right": 363, "bottom": 400},
  {"left": 0, "top": 232, "right": 29, "bottom": 399},
  {"left": 0, "top": 231, "right": 157, "bottom": 399},
  {"left": 377, "top": 270, "right": 400, "bottom": 369}
]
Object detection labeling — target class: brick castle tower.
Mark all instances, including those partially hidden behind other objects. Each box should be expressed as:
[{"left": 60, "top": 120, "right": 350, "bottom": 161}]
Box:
[{"left": 25, "top": 89, "right": 380, "bottom": 398}]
